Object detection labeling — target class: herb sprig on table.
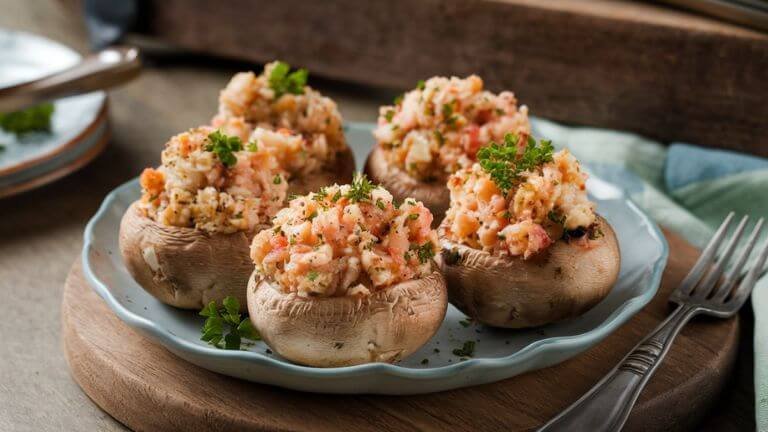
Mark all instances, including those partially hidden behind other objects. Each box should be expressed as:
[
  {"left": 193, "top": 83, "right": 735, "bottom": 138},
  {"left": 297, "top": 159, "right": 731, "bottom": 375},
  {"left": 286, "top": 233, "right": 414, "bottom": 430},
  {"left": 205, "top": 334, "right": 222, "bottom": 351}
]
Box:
[
  {"left": 205, "top": 130, "right": 243, "bottom": 168},
  {"left": 0, "top": 103, "right": 55, "bottom": 135},
  {"left": 199, "top": 296, "right": 260, "bottom": 350},
  {"left": 268, "top": 61, "right": 308, "bottom": 98},
  {"left": 477, "top": 133, "right": 554, "bottom": 194}
]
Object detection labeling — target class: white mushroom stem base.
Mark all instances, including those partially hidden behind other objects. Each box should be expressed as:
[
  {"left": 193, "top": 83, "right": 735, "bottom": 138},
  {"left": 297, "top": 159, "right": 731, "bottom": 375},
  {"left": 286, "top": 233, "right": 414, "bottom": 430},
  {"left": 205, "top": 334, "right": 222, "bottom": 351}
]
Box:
[{"left": 246, "top": 269, "right": 447, "bottom": 367}]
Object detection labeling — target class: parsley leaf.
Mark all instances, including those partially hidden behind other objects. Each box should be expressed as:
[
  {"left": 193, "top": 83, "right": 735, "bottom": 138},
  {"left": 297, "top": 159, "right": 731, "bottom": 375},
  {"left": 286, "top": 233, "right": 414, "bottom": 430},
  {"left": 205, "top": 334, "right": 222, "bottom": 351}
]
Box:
[
  {"left": 345, "top": 172, "right": 376, "bottom": 203},
  {"left": 268, "top": 61, "right": 308, "bottom": 98},
  {"left": 0, "top": 102, "right": 55, "bottom": 135},
  {"left": 452, "top": 340, "right": 476, "bottom": 357},
  {"left": 307, "top": 270, "right": 319, "bottom": 281},
  {"left": 205, "top": 130, "right": 242, "bottom": 168},
  {"left": 199, "top": 296, "right": 260, "bottom": 350},
  {"left": 273, "top": 174, "right": 282, "bottom": 184},
  {"left": 416, "top": 79, "right": 426, "bottom": 90},
  {"left": 410, "top": 241, "right": 436, "bottom": 264},
  {"left": 476, "top": 133, "right": 554, "bottom": 193}
]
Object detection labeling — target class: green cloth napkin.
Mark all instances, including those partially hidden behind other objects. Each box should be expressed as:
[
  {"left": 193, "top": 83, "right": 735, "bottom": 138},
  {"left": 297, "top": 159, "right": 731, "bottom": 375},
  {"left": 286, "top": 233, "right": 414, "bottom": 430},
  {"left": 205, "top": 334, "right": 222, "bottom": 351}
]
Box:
[{"left": 531, "top": 118, "right": 768, "bottom": 429}]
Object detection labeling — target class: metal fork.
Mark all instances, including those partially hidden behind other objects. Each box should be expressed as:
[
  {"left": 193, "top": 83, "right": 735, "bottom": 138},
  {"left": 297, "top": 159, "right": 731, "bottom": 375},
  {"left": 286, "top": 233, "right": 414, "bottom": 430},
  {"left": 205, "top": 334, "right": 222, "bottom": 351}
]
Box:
[{"left": 539, "top": 213, "right": 768, "bottom": 432}]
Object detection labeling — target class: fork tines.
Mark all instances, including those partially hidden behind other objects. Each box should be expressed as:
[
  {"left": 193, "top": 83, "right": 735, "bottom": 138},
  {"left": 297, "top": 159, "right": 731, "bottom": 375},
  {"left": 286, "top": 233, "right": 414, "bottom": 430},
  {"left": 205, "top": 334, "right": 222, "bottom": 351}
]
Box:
[{"left": 674, "top": 212, "right": 768, "bottom": 309}]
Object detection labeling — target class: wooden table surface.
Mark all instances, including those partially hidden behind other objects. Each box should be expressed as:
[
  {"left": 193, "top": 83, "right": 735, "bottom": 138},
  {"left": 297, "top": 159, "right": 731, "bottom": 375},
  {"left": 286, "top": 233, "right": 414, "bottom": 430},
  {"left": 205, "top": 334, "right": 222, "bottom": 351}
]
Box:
[{"left": 0, "top": 1, "right": 756, "bottom": 431}]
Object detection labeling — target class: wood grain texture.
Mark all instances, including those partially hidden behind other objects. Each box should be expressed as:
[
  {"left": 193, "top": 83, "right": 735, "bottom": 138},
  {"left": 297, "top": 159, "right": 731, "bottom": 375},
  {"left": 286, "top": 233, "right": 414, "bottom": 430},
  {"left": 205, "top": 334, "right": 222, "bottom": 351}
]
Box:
[
  {"left": 136, "top": 0, "right": 768, "bottom": 156},
  {"left": 62, "top": 229, "right": 739, "bottom": 432}
]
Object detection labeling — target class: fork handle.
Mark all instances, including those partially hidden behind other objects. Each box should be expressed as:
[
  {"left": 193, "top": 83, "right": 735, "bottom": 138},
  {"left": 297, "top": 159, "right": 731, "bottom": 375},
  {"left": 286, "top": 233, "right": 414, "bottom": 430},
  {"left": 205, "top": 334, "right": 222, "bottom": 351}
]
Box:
[{"left": 538, "top": 305, "right": 698, "bottom": 432}]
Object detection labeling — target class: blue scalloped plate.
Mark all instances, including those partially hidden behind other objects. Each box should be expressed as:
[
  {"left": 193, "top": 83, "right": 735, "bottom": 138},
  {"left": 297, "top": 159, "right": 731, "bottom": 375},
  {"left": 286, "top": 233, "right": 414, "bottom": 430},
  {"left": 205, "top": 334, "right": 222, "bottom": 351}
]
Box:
[{"left": 82, "top": 122, "right": 668, "bottom": 394}]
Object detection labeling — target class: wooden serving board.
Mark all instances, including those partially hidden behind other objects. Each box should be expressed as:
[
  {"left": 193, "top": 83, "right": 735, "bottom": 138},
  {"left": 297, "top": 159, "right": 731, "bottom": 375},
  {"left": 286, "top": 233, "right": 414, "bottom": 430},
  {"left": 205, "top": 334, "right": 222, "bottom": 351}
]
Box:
[{"left": 62, "top": 229, "right": 738, "bottom": 432}]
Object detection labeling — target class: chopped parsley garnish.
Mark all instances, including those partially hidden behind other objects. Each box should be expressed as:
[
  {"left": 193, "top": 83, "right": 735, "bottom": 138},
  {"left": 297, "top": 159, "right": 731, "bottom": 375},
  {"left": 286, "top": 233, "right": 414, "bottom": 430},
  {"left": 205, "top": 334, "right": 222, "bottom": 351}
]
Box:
[
  {"left": 548, "top": 210, "right": 565, "bottom": 226},
  {"left": 247, "top": 141, "right": 259, "bottom": 152},
  {"left": 375, "top": 198, "right": 386, "bottom": 210},
  {"left": 393, "top": 94, "right": 404, "bottom": 105},
  {"left": 410, "top": 241, "right": 436, "bottom": 264},
  {"left": 441, "top": 102, "right": 454, "bottom": 120},
  {"left": 268, "top": 61, "right": 308, "bottom": 98},
  {"left": 416, "top": 79, "right": 426, "bottom": 90},
  {"left": 273, "top": 174, "right": 282, "bottom": 184},
  {"left": 0, "top": 102, "right": 55, "bottom": 135},
  {"left": 459, "top": 319, "right": 471, "bottom": 328},
  {"left": 384, "top": 109, "right": 395, "bottom": 122},
  {"left": 199, "top": 296, "right": 260, "bottom": 350},
  {"left": 477, "top": 133, "right": 554, "bottom": 193},
  {"left": 307, "top": 270, "right": 319, "bottom": 281},
  {"left": 345, "top": 172, "right": 376, "bottom": 203},
  {"left": 205, "top": 130, "right": 243, "bottom": 168},
  {"left": 407, "top": 213, "right": 419, "bottom": 221},
  {"left": 589, "top": 225, "right": 604, "bottom": 240},
  {"left": 452, "top": 340, "right": 476, "bottom": 357},
  {"left": 434, "top": 130, "right": 444, "bottom": 146}
]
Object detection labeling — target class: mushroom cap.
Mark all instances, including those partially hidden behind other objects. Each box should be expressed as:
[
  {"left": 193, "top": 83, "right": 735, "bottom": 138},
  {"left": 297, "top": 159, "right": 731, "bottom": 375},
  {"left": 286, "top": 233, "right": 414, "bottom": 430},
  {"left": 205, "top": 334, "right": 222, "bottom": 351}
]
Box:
[
  {"left": 119, "top": 202, "right": 256, "bottom": 310},
  {"left": 288, "top": 146, "right": 356, "bottom": 196},
  {"left": 246, "top": 269, "right": 448, "bottom": 367},
  {"left": 364, "top": 145, "right": 449, "bottom": 225},
  {"left": 439, "top": 216, "right": 620, "bottom": 328}
]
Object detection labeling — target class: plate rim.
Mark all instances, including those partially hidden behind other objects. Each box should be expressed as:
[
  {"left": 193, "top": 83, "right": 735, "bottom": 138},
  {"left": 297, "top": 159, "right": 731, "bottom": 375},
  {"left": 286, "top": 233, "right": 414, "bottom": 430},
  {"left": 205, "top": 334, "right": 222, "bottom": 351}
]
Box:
[
  {"left": 82, "top": 170, "right": 668, "bottom": 383},
  {"left": 0, "top": 28, "right": 108, "bottom": 177}
]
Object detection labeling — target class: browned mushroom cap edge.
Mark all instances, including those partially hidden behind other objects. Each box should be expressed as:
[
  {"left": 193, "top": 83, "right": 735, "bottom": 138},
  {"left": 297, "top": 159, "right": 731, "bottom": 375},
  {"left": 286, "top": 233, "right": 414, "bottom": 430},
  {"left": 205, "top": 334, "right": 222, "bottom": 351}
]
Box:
[
  {"left": 364, "top": 144, "right": 449, "bottom": 225},
  {"left": 438, "top": 216, "right": 621, "bottom": 328},
  {"left": 288, "top": 146, "right": 356, "bottom": 196}
]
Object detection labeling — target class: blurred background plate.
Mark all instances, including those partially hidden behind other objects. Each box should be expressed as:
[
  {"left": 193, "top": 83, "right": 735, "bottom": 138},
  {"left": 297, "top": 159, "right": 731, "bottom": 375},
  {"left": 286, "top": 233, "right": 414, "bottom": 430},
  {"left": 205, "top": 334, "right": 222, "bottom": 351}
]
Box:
[{"left": 0, "top": 28, "right": 107, "bottom": 197}]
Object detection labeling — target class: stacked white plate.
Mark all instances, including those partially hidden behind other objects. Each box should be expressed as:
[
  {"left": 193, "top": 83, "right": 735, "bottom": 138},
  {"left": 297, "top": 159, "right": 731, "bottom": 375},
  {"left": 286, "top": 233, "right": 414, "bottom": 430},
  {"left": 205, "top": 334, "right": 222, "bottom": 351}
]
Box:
[{"left": 0, "top": 29, "right": 108, "bottom": 199}]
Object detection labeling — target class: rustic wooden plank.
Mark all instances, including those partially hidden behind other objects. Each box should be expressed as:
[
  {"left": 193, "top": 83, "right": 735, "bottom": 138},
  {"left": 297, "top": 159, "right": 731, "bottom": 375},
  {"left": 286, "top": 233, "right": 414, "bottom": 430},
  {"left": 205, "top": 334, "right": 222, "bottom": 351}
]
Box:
[
  {"left": 62, "top": 229, "right": 741, "bottom": 431},
  {"left": 136, "top": 0, "right": 768, "bottom": 157}
]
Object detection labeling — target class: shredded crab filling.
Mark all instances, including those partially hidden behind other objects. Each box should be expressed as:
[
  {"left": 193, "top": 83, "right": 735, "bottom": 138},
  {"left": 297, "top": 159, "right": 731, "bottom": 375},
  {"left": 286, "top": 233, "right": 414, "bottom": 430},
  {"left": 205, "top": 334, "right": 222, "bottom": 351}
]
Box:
[
  {"left": 373, "top": 74, "right": 530, "bottom": 181},
  {"left": 139, "top": 127, "right": 288, "bottom": 234},
  {"left": 250, "top": 176, "right": 439, "bottom": 297},
  {"left": 212, "top": 61, "right": 347, "bottom": 178},
  {"left": 443, "top": 133, "right": 600, "bottom": 259}
]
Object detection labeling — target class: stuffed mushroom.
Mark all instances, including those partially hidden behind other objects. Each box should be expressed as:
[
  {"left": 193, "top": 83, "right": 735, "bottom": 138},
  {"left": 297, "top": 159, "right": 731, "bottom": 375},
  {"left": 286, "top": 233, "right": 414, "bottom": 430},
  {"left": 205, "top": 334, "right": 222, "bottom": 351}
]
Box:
[
  {"left": 119, "top": 127, "right": 288, "bottom": 310},
  {"left": 247, "top": 175, "right": 447, "bottom": 367},
  {"left": 366, "top": 74, "right": 530, "bottom": 223},
  {"left": 439, "top": 133, "right": 620, "bottom": 328},
  {"left": 213, "top": 61, "right": 355, "bottom": 195}
]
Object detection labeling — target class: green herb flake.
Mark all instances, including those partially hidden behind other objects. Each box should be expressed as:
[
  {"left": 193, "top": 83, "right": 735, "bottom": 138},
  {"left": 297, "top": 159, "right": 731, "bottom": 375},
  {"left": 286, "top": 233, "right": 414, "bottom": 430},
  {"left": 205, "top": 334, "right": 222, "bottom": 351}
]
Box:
[
  {"left": 476, "top": 133, "right": 554, "bottom": 193},
  {"left": 0, "top": 102, "right": 55, "bottom": 135},
  {"left": 205, "top": 130, "right": 243, "bottom": 168},
  {"left": 307, "top": 270, "right": 319, "bottom": 281},
  {"left": 384, "top": 109, "right": 395, "bottom": 122},
  {"left": 268, "top": 61, "right": 308, "bottom": 98},
  {"left": 407, "top": 213, "right": 419, "bottom": 221},
  {"left": 199, "top": 296, "right": 260, "bottom": 350},
  {"left": 416, "top": 80, "right": 426, "bottom": 90},
  {"left": 273, "top": 174, "right": 282, "bottom": 184},
  {"left": 393, "top": 94, "right": 404, "bottom": 105},
  {"left": 410, "top": 241, "right": 436, "bottom": 264},
  {"left": 247, "top": 141, "right": 259, "bottom": 152},
  {"left": 459, "top": 319, "right": 471, "bottom": 328},
  {"left": 375, "top": 198, "right": 386, "bottom": 210},
  {"left": 345, "top": 172, "right": 376, "bottom": 203},
  {"left": 452, "top": 340, "right": 476, "bottom": 357}
]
